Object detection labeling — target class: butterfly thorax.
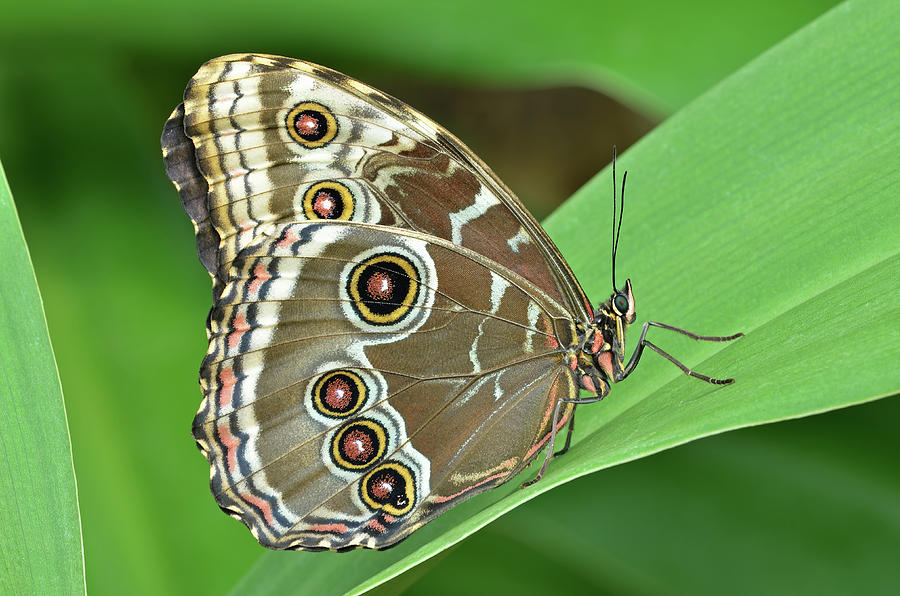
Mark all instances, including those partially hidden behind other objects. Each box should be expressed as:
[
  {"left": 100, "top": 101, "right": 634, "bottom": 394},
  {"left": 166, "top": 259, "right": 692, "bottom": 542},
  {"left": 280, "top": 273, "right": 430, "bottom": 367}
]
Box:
[{"left": 571, "top": 279, "right": 636, "bottom": 395}]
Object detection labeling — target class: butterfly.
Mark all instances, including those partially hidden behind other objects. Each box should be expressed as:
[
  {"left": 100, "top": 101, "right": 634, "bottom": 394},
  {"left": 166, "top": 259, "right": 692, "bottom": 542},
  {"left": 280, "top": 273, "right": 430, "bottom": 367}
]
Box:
[{"left": 161, "top": 54, "right": 741, "bottom": 551}]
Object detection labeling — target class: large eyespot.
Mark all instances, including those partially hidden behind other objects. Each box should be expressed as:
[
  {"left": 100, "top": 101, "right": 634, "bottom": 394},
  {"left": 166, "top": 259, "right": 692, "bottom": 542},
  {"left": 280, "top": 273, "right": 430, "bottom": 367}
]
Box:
[
  {"left": 347, "top": 253, "right": 419, "bottom": 326},
  {"left": 612, "top": 293, "right": 630, "bottom": 316},
  {"left": 360, "top": 461, "right": 415, "bottom": 516},
  {"left": 303, "top": 181, "right": 354, "bottom": 220},
  {"left": 331, "top": 419, "right": 387, "bottom": 470},
  {"left": 340, "top": 240, "right": 436, "bottom": 335},
  {"left": 312, "top": 370, "right": 366, "bottom": 418},
  {"left": 287, "top": 101, "right": 338, "bottom": 148}
]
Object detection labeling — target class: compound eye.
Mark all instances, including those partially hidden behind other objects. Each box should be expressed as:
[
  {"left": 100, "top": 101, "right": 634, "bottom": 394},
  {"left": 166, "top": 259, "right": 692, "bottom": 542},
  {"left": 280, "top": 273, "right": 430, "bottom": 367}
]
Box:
[{"left": 613, "top": 293, "right": 630, "bottom": 315}]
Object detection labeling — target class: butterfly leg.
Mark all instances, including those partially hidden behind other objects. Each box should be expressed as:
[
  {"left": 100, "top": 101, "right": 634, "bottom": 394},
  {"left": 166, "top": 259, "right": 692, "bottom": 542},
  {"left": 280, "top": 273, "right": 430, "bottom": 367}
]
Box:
[
  {"left": 520, "top": 395, "right": 605, "bottom": 488},
  {"left": 620, "top": 321, "right": 743, "bottom": 384},
  {"left": 553, "top": 406, "right": 577, "bottom": 457}
]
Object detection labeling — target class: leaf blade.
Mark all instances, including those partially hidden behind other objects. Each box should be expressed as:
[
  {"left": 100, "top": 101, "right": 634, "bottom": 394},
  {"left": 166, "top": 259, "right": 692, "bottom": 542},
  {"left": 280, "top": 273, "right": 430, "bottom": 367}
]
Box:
[{"left": 0, "top": 163, "right": 85, "bottom": 594}]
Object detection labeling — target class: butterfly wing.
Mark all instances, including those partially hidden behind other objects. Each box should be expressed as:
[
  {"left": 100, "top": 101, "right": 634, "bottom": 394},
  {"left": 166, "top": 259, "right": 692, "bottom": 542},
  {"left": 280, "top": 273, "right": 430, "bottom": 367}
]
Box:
[
  {"left": 161, "top": 103, "right": 219, "bottom": 282},
  {"left": 193, "top": 221, "right": 577, "bottom": 549},
  {"left": 163, "top": 54, "right": 590, "bottom": 550},
  {"left": 161, "top": 53, "right": 591, "bottom": 317}
]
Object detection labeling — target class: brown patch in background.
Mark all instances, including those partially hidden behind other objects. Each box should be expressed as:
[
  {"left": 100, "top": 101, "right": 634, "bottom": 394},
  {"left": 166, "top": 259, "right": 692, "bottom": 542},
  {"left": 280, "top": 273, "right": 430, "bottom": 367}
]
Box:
[{"left": 372, "top": 81, "right": 657, "bottom": 219}]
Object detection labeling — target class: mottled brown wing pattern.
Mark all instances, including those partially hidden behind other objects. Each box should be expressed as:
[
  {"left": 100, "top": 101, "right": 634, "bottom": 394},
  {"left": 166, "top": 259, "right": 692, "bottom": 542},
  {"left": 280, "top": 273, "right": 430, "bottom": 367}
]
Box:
[
  {"left": 162, "top": 54, "right": 593, "bottom": 551},
  {"left": 191, "top": 222, "right": 578, "bottom": 549},
  {"left": 162, "top": 53, "right": 589, "bottom": 315}
]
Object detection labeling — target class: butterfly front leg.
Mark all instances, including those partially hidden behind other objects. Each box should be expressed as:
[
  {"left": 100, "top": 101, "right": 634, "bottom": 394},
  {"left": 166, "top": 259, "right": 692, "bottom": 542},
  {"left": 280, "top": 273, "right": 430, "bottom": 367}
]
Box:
[
  {"left": 618, "top": 321, "right": 743, "bottom": 385},
  {"left": 553, "top": 407, "right": 577, "bottom": 458},
  {"left": 552, "top": 368, "right": 608, "bottom": 458}
]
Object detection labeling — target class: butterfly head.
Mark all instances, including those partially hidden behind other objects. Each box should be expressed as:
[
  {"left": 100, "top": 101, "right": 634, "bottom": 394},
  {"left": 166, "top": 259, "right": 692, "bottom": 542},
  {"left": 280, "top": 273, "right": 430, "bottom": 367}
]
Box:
[
  {"left": 594, "top": 277, "right": 636, "bottom": 354},
  {"left": 608, "top": 279, "right": 636, "bottom": 323},
  {"left": 604, "top": 276, "right": 636, "bottom": 342}
]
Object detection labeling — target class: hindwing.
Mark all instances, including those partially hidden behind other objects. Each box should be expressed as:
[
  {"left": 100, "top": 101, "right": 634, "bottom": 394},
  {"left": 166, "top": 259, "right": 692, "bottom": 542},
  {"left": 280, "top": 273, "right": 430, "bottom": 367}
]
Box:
[{"left": 192, "top": 222, "right": 578, "bottom": 549}]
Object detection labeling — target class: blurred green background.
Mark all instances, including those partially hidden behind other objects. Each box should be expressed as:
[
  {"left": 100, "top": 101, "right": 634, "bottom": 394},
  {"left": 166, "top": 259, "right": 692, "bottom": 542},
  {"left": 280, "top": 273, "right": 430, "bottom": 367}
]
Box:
[{"left": 2, "top": 0, "right": 898, "bottom": 594}]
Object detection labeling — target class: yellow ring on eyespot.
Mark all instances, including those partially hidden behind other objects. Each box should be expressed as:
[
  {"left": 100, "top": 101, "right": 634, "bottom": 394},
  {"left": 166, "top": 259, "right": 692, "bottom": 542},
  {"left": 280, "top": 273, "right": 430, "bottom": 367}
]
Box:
[
  {"left": 302, "top": 181, "right": 354, "bottom": 220},
  {"left": 286, "top": 101, "right": 338, "bottom": 147},
  {"left": 348, "top": 254, "right": 419, "bottom": 325},
  {"left": 312, "top": 370, "right": 366, "bottom": 417},
  {"left": 361, "top": 462, "right": 415, "bottom": 516},
  {"left": 331, "top": 419, "right": 387, "bottom": 470}
]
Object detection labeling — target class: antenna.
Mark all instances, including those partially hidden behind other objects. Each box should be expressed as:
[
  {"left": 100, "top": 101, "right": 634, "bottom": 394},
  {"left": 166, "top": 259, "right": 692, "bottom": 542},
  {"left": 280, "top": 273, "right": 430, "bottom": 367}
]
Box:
[
  {"left": 611, "top": 147, "right": 617, "bottom": 290},
  {"left": 611, "top": 148, "right": 627, "bottom": 291}
]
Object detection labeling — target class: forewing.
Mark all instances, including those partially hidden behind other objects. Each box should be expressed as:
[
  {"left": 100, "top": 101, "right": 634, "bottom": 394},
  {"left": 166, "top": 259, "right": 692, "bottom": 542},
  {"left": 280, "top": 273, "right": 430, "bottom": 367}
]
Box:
[{"left": 161, "top": 53, "right": 590, "bottom": 316}]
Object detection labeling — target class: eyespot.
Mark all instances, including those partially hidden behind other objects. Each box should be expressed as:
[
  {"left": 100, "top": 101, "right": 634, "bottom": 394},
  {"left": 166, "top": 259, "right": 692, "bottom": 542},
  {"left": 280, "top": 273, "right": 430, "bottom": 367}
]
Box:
[
  {"left": 360, "top": 461, "right": 415, "bottom": 516},
  {"left": 613, "top": 293, "right": 630, "bottom": 316},
  {"left": 287, "top": 102, "right": 338, "bottom": 148},
  {"left": 311, "top": 370, "right": 366, "bottom": 418},
  {"left": 347, "top": 253, "right": 419, "bottom": 326},
  {"left": 330, "top": 419, "right": 387, "bottom": 470},
  {"left": 302, "top": 181, "right": 354, "bottom": 220}
]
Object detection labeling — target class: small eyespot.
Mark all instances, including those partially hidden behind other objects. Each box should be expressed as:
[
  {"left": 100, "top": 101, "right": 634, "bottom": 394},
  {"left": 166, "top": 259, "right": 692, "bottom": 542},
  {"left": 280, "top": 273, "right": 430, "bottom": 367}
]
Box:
[
  {"left": 360, "top": 461, "right": 415, "bottom": 516},
  {"left": 312, "top": 370, "right": 366, "bottom": 418},
  {"left": 331, "top": 419, "right": 387, "bottom": 470},
  {"left": 302, "top": 181, "right": 354, "bottom": 220},
  {"left": 613, "top": 293, "right": 629, "bottom": 315},
  {"left": 287, "top": 102, "right": 338, "bottom": 148}
]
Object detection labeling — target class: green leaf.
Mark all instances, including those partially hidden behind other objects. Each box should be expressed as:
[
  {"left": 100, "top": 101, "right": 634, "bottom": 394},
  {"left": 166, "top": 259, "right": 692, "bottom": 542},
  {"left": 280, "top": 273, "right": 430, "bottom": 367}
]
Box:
[
  {"left": 406, "top": 396, "right": 900, "bottom": 595},
  {"left": 0, "top": 0, "right": 838, "bottom": 115},
  {"left": 230, "top": 0, "right": 899, "bottom": 593},
  {"left": 0, "top": 163, "right": 85, "bottom": 593}
]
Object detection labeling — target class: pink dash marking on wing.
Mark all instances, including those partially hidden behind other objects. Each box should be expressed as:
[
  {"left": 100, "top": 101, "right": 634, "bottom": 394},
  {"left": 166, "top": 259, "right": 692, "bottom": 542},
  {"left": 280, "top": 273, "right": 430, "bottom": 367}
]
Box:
[
  {"left": 433, "top": 470, "right": 510, "bottom": 503},
  {"left": 218, "top": 367, "right": 237, "bottom": 409},
  {"left": 568, "top": 355, "right": 578, "bottom": 371},
  {"left": 248, "top": 263, "right": 271, "bottom": 295},
  {"left": 539, "top": 376, "right": 562, "bottom": 429},
  {"left": 241, "top": 491, "right": 274, "bottom": 526},
  {"left": 381, "top": 514, "right": 396, "bottom": 523},
  {"left": 368, "top": 519, "right": 387, "bottom": 533},
  {"left": 309, "top": 523, "right": 349, "bottom": 534},
  {"left": 541, "top": 318, "right": 559, "bottom": 348},
  {"left": 241, "top": 222, "right": 254, "bottom": 232},
  {"left": 227, "top": 312, "right": 250, "bottom": 350},
  {"left": 432, "top": 457, "right": 518, "bottom": 504},
  {"left": 275, "top": 227, "right": 298, "bottom": 248},
  {"left": 217, "top": 422, "right": 240, "bottom": 475},
  {"left": 524, "top": 412, "right": 572, "bottom": 461}
]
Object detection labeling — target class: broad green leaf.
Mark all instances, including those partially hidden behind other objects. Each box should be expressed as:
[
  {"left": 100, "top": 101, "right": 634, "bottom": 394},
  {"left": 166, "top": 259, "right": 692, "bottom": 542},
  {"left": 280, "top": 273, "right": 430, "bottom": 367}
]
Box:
[
  {"left": 0, "top": 163, "right": 85, "bottom": 593},
  {"left": 230, "top": 0, "right": 899, "bottom": 593},
  {"left": 0, "top": 0, "right": 837, "bottom": 115}
]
